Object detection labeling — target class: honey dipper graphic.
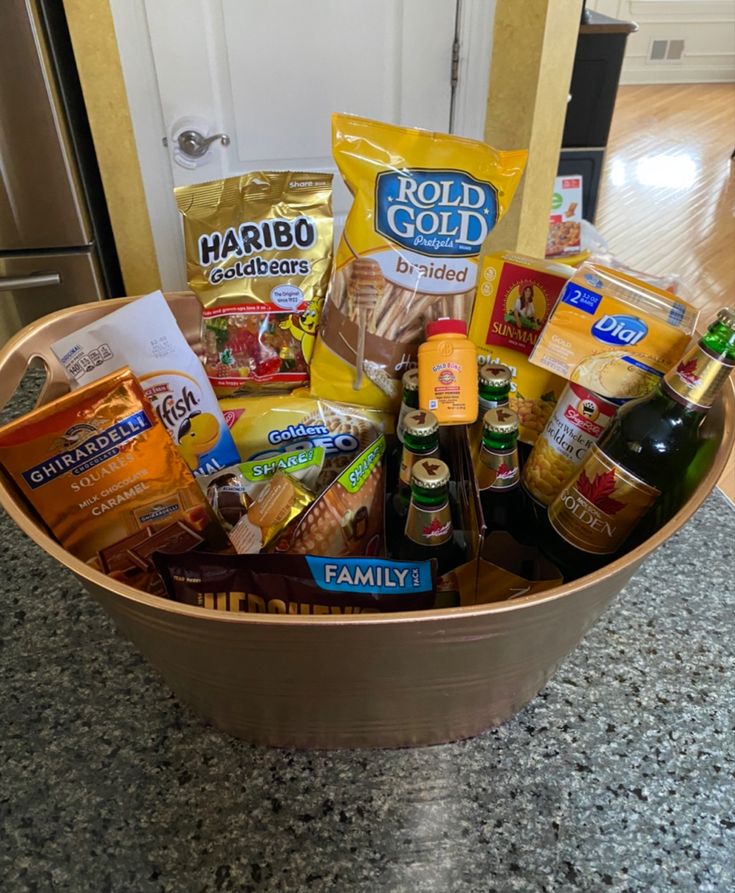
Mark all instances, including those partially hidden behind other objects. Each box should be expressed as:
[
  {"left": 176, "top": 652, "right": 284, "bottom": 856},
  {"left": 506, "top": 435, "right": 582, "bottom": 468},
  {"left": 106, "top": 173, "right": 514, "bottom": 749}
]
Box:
[{"left": 349, "top": 257, "right": 385, "bottom": 390}]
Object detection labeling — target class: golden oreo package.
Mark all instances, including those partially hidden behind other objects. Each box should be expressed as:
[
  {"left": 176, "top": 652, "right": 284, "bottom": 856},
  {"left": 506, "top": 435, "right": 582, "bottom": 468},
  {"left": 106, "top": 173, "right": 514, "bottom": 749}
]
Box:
[
  {"left": 309, "top": 114, "right": 527, "bottom": 411},
  {"left": 0, "top": 369, "right": 226, "bottom": 592},
  {"left": 175, "top": 171, "right": 333, "bottom": 394},
  {"left": 219, "top": 391, "right": 389, "bottom": 492},
  {"left": 468, "top": 252, "right": 571, "bottom": 444}
]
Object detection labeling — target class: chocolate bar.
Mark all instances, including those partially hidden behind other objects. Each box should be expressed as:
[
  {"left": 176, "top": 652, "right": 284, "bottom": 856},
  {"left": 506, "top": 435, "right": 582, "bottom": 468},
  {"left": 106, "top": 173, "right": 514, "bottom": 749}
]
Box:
[
  {"left": 127, "top": 520, "right": 203, "bottom": 571},
  {"left": 98, "top": 527, "right": 154, "bottom": 575}
]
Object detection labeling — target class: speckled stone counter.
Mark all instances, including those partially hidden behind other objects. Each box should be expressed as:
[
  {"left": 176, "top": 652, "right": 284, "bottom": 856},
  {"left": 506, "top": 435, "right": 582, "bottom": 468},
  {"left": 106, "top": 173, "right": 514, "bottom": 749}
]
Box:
[{"left": 1, "top": 375, "right": 734, "bottom": 892}]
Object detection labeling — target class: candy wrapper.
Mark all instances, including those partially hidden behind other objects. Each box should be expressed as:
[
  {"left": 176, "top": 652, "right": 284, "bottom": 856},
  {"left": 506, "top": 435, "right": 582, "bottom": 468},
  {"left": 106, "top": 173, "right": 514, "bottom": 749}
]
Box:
[
  {"left": 175, "top": 171, "right": 333, "bottom": 395},
  {"left": 51, "top": 290, "right": 240, "bottom": 476},
  {"left": 202, "top": 446, "right": 324, "bottom": 553},
  {"left": 0, "top": 369, "right": 227, "bottom": 593},
  {"left": 273, "top": 435, "right": 386, "bottom": 558},
  {"left": 309, "top": 113, "right": 527, "bottom": 410},
  {"left": 154, "top": 551, "right": 437, "bottom": 614}
]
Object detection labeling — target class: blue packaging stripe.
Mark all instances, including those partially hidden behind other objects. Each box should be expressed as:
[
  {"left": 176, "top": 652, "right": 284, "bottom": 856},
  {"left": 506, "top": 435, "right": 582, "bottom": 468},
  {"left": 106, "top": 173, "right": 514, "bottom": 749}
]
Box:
[
  {"left": 305, "top": 556, "right": 433, "bottom": 594},
  {"left": 622, "top": 355, "right": 663, "bottom": 377},
  {"left": 561, "top": 283, "right": 602, "bottom": 315}
]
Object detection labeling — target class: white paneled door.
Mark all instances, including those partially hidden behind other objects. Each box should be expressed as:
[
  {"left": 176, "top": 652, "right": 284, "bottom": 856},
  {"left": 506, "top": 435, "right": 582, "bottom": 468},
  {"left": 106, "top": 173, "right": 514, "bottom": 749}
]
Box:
[{"left": 112, "top": 0, "right": 494, "bottom": 288}]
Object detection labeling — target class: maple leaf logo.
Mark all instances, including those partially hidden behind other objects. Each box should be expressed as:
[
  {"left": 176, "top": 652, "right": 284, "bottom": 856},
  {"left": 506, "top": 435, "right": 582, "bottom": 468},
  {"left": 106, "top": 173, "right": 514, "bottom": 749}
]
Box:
[
  {"left": 496, "top": 462, "right": 514, "bottom": 480},
  {"left": 497, "top": 409, "right": 512, "bottom": 422},
  {"left": 423, "top": 461, "right": 441, "bottom": 477},
  {"left": 422, "top": 518, "right": 451, "bottom": 538},
  {"left": 576, "top": 468, "right": 626, "bottom": 515},
  {"left": 412, "top": 411, "right": 427, "bottom": 424},
  {"left": 676, "top": 358, "right": 699, "bottom": 385}
]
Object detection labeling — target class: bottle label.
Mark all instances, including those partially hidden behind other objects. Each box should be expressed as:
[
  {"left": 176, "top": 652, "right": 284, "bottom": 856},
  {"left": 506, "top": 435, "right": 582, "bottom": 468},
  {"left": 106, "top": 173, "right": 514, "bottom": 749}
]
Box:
[
  {"left": 548, "top": 445, "right": 660, "bottom": 555},
  {"left": 405, "top": 502, "right": 453, "bottom": 547},
  {"left": 399, "top": 444, "right": 438, "bottom": 488},
  {"left": 662, "top": 344, "right": 735, "bottom": 411},
  {"left": 476, "top": 445, "right": 519, "bottom": 491},
  {"left": 479, "top": 394, "right": 509, "bottom": 413}
]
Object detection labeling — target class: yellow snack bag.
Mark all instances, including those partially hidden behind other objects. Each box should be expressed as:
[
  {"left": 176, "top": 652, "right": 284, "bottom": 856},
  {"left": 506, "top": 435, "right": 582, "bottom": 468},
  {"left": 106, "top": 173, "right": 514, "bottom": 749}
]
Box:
[
  {"left": 219, "top": 392, "right": 389, "bottom": 492},
  {"left": 310, "top": 114, "right": 527, "bottom": 411},
  {"left": 468, "top": 252, "right": 572, "bottom": 444},
  {"left": 530, "top": 263, "right": 698, "bottom": 400},
  {"left": 175, "top": 171, "right": 333, "bottom": 395}
]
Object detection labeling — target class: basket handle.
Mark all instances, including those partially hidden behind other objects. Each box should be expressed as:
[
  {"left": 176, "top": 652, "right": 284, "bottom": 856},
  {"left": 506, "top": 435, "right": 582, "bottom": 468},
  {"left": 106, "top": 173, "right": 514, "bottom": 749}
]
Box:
[{"left": 0, "top": 292, "right": 199, "bottom": 418}]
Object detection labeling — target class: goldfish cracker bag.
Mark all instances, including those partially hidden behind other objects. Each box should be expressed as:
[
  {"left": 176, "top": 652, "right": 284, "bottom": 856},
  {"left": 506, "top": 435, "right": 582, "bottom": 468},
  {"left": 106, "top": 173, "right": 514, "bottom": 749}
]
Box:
[
  {"left": 468, "top": 252, "right": 571, "bottom": 444},
  {"left": 175, "top": 171, "right": 333, "bottom": 395},
  {"left": 0, "top": 369, "right": 227, "bottom": 593},
  {"left": 310, "top": 114, "right": 527, "bottom": 411},
  {"left": 51, "top": 290, "right": 240, "bottom": 477}
]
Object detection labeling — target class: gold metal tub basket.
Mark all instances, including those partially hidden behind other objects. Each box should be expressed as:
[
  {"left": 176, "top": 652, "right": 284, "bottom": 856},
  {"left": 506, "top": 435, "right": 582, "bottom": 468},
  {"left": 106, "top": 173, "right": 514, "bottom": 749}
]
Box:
[{"left": 0, "top": 293, "right": 732, "bottom": 748}]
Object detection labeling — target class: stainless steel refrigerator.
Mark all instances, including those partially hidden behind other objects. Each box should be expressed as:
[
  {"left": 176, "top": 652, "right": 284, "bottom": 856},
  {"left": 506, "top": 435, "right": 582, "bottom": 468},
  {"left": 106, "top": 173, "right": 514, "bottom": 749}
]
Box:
[{"left": 0, "top": 0, "right": 122, "bottom": 345}]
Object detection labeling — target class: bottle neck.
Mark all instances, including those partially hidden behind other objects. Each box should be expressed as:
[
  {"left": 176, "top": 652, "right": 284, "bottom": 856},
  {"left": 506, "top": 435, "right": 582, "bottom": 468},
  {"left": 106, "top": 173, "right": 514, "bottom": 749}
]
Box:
[
  {"left": 402, "top": 388, "right": 419, "bottom": 410},
  {"left": 404, "top": 432, "right": 439, "bottom": 454},
  {"left": 660, "top": 329, "right": 735, "bottom": 412},
  {"left": 479, "top": 383, "right": 510, "bottom": 404},
  {"left": 481, "top": 430, "right": 517, "bottom": 452},
  {"left": 410, "top": 483, "right": 449, "bottom": 508}
]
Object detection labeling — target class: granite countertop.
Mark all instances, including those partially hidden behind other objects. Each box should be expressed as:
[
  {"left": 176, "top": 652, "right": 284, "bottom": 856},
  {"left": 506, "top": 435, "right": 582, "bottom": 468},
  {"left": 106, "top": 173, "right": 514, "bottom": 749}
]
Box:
[{"left": 1, "top": 375, "right": 734, "bottom": 892}]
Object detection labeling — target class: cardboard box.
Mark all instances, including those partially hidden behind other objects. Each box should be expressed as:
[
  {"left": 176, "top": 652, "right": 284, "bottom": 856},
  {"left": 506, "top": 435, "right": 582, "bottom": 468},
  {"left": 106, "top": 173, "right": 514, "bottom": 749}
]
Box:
[
  {"left": 468, "top": 252, "right": 571, "bottom": 444},
  {"left": 546, "top": 176, "right": 583, "bottom": 257},
  {"left": 530, "top": 262, "right": 699, "bottom": 400}
]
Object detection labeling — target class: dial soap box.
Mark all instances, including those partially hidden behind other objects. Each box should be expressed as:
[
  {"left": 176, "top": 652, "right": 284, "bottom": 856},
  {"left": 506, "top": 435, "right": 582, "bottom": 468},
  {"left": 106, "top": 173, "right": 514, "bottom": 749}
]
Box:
[{"left": 529, "top": 263, "right": 698, "bottom": 401}]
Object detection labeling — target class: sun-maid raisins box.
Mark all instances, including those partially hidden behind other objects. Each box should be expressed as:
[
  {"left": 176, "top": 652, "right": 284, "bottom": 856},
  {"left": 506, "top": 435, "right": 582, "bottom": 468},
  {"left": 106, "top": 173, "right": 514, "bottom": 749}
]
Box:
[{"left": 468, "top": 252, "right": 571, "bottom": 445}]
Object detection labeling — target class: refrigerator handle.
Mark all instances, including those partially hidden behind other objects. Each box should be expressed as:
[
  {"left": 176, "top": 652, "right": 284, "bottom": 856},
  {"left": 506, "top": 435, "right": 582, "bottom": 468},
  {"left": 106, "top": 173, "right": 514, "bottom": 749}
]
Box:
[{"left": 0, "top": 272, "right": 62, "bottom": 291}]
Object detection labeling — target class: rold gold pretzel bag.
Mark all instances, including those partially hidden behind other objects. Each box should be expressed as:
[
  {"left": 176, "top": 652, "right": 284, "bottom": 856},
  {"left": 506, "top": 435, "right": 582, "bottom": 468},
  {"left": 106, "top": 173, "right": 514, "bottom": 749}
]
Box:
[
  {"left": 175, "top": 171, "right": 333, "bottom": 395},
  {"left": 0, "top": 369, "right": 226, "bottom": 592},
  {"left": 309, "top": 114, "right": 527, "bottom": 410}
]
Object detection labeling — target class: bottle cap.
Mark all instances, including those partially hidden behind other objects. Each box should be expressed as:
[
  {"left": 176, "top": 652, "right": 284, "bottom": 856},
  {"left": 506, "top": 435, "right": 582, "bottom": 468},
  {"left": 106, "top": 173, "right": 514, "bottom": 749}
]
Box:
[
  {"left": 426, "top": 318, "right": 467, "bottom": 338},
  {"left": 402, "top": 368, "right": 419, "bottom": 392},
  {"left": 483, "top": 407, "right": 519, "bottom": 435},
  {"left": 716, "top": 307, "right": 735, "bottom": 330},
  {"left": 479, "top": 363, "right": 512, "bottom": 387},
  {"left": 411, "top": 457, "right": 450, "bottom": 489},
  {"left": 404, "top": 409, "right": 439, "bottom": 437}
]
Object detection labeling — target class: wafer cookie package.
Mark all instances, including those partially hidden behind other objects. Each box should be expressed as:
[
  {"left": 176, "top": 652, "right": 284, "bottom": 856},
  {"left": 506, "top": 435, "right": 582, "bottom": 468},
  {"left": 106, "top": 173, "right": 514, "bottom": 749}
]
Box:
[
  {"left": 310, "top": 113, "right": 527, "bottom": 410},
  {"left": 175, "top": 171, "right": 333, "bottom": 395}
]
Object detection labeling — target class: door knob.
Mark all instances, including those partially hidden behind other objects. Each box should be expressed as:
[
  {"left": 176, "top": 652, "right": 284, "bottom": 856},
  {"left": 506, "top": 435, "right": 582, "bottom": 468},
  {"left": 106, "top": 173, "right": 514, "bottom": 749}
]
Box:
[{"left": 176, "top": 129, "right": 231, "bottom": 158}]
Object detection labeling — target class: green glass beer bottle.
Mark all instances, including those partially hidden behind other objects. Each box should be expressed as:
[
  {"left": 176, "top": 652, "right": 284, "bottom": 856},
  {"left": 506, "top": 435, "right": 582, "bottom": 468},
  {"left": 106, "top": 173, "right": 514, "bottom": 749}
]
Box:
[
  {"left": 478, "top": 363, "right": 512, "bottom": 413},
  {"left": 394, "top": 409, "right": 440, "bottom": 518},
  {"left": 395, "top": 368, "right": 420, "bottom": 444},
  {"left": 398, "top": 457, "right": 464, "bottom": 575},
  {"left": 541, "top": 307, "right": 735, "bottom": 579},
  {"left": 476, "top": 407, "right": 530, "bottom": 544}
]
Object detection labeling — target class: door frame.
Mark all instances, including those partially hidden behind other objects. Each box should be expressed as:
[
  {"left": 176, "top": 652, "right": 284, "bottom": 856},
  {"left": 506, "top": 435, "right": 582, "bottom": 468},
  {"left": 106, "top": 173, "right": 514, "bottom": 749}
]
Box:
[{"left": 101, "top": 0, "right": 497, "bottom": 291}]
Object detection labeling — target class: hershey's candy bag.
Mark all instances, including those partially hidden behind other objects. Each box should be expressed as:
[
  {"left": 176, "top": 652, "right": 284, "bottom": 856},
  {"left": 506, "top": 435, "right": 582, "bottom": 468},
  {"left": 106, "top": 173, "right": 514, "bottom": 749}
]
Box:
[{"left": 155, "top": 551, "right": 436, "bottom": 614}]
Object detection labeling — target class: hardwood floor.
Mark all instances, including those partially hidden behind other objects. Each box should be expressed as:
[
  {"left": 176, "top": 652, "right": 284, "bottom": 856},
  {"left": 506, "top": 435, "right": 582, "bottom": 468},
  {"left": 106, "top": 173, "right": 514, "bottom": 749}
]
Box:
[{"left": 594, "top": 83, "right": 735, "bottom": 503}]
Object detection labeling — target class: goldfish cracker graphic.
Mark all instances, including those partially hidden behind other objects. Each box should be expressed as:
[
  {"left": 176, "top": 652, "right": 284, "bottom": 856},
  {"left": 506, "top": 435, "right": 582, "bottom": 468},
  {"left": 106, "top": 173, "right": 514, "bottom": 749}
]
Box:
[{"left": 176, "top": 411, "right": 224, "bottom": 472}]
